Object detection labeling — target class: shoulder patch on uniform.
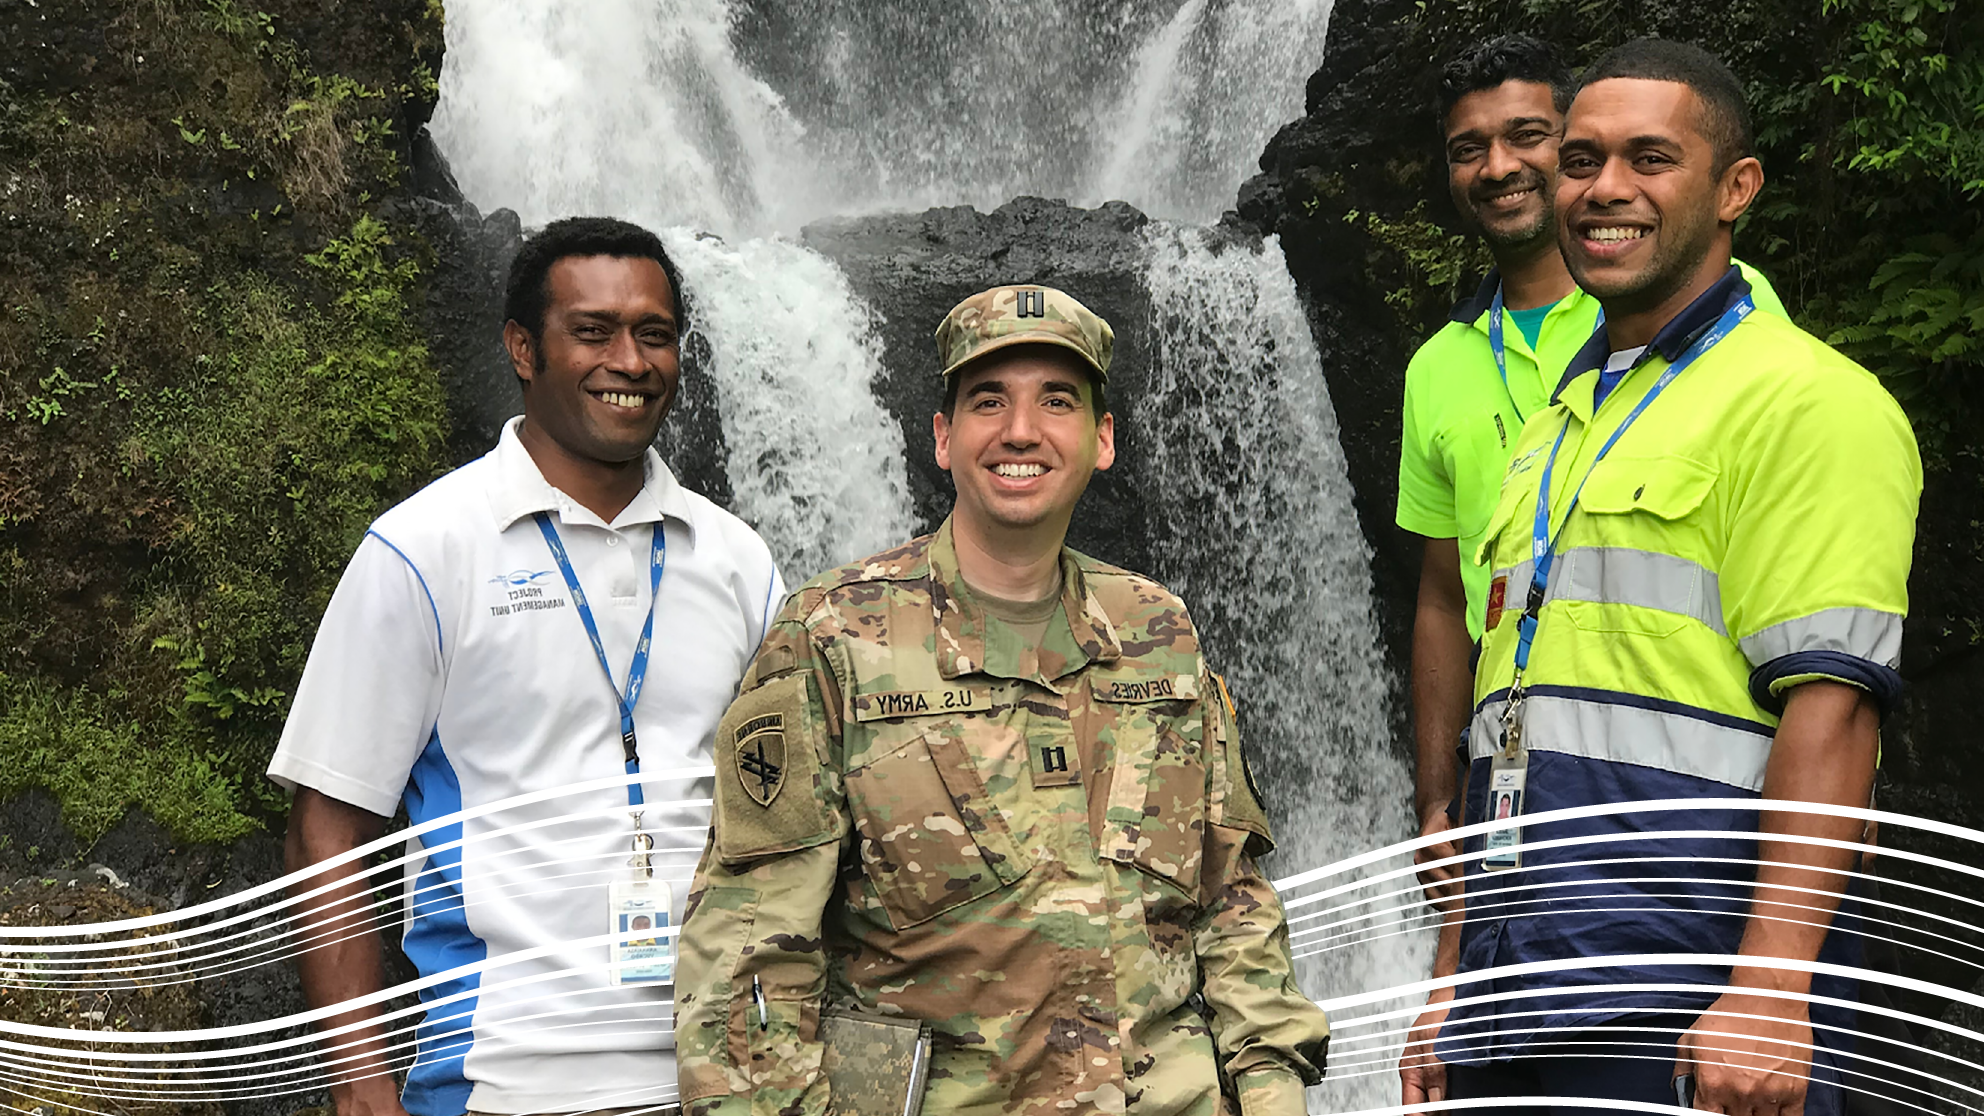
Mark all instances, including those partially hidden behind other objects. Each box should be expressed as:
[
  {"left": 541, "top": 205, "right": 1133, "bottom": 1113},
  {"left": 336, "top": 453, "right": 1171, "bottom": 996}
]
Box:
[
  {"left": 734, "top": 712, "right": 787, "bottom": 806},
  {"left": 713, "top": 671, "right": 840, "bottom": 864}
]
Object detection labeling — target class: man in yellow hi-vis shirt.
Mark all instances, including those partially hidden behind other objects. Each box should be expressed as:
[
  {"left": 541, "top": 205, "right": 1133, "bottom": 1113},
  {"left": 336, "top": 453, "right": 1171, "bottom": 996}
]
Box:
[{"left": 1399, "top": 38, "right": 1919, "bottom": 1114}]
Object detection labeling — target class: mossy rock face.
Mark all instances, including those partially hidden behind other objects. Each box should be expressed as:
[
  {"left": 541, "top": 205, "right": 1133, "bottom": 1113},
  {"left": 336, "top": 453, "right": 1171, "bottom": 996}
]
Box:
[
  {"left": 0, "top": 0, "right": 450, "bottom": 844},
  {"left": 0, "top": 879, "right": 226, "bottom": 1115}
]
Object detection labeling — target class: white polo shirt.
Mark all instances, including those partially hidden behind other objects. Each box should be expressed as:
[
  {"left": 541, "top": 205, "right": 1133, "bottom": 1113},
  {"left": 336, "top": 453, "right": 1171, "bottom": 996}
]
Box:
[{"left": 270, "top": 417, "right": 784, "bottom": 1116}]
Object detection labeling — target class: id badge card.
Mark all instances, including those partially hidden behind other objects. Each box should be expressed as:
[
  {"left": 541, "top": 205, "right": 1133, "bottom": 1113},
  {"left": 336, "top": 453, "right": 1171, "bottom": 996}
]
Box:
[
  {"left": 608, "top": 879, "right": 674, "bottom": 985},
  {"left": 1480, "top": 748, "right": 1528, "bottom": 872}
]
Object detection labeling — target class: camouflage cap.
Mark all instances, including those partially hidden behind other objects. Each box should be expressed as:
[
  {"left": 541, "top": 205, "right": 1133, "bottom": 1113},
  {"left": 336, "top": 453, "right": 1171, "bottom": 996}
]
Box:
[{"left": 934, "top": 285, "right": 1114, "bottom": 383}]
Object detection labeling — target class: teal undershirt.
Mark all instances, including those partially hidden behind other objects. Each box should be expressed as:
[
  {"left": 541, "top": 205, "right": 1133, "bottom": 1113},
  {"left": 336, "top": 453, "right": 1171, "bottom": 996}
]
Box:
[{"left": 1508, "top": 300, "right": 1557, "bottom": 350}]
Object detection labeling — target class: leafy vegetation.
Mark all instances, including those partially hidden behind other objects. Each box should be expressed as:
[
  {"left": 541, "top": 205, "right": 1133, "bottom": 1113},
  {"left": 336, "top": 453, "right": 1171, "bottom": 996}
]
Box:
[
  {"left": 1805, "top": 0, "right": 1983, "bottom": 421},
  {"left": 0, "top": 0, "right": 448, "bottom": 844}
]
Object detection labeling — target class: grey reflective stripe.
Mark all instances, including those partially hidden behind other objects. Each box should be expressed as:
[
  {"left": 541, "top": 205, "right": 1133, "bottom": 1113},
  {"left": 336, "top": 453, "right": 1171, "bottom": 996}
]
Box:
[
  {"left": 1490, "top": 546, "right": 1724, "bottom": 635},
  {"left": 1738, "top": 607, "right": 1904, "bottom": 669},
  {"left": 1471, "top": 693, "right": 1772, "bottom": 792},
  {"left": 1554, "top": 547, "right": 1725, "bottom": 635},
  {"left": 1491, "top": 560, "right": 1535, "bottom": 602}
]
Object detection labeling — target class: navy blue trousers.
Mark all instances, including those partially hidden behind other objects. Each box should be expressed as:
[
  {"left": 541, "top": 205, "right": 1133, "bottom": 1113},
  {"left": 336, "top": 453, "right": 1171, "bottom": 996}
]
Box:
[{"left": 1446, "top": 1013, "right": 1843, "bottom": 1116}]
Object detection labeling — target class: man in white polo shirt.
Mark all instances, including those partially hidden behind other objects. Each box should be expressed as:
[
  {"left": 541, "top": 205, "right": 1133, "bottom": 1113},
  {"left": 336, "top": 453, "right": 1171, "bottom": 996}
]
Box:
[{"left": 270, "top": 217, "right": 785, "bottom": 1116}]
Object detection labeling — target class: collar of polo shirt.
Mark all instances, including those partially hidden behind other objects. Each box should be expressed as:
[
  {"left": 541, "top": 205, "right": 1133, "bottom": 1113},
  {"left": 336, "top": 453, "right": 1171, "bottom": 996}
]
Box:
[{"left": 486, "top": 416, "right": 698, "bottom": 537}]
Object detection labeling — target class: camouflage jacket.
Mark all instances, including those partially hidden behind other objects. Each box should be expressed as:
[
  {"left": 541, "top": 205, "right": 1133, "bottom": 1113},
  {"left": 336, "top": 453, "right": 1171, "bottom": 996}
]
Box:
[{"left": 675, "top": 522, "right": 1330, "bottom": 1116}]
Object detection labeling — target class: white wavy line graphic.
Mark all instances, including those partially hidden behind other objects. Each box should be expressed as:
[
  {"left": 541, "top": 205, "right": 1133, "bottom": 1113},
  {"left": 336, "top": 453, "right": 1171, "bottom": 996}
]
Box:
[{"left": 2, "top": 788, "right": 1981, "bottom": 1111}]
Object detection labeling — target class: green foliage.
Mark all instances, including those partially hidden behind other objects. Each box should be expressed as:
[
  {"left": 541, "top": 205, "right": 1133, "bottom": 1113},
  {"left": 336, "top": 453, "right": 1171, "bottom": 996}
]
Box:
[
  {"left": 125, "top": 215, "right": 448, "bottom": 818},
  {"left": 1808, "top": 0, "right": 1984, "bottom": 417},
  {"left": 0, "top": 676, "right": 251, "bottom": 845},
  {"left": 1353, "top": 202, "right": 1495, "bottom": 316},
  {"left": 0, "top": 0, "right": 449, "bottom": 844},
  {"left": 1823, "top": 0, "right": 1984, "bottom": 193}
]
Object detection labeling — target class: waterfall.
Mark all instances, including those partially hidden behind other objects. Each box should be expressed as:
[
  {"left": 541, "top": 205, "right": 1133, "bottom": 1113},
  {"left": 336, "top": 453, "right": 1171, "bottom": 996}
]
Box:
[
  {"left": 1140, "top": 224, "right": 1428, "bottom": 1109},
  {"left": 434, "top": 0, "right": 1334, "bottom": 233},
  {"left": 659, "top": 233, "right": 915, "bottom": 575},
  {"left": 1089, "top": 0, "right": 1335, "bottom": 219},
  {"left": 430, "top": 1, "right": 916, "bottom": 572},
  {"left": 428, "top": 0, "right": 803, "bottom": 235}
]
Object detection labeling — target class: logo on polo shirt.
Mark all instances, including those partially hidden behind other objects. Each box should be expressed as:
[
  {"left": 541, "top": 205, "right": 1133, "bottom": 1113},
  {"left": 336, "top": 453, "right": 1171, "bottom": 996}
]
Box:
[
  {"left": 488, "top": 568, "right": 566, "bottom": 617},
  {"left": 490, "top": 569, "right": 554, "bottom": 587},
  {"left": 1505, "top": 445, "right": 1545, "bottom": 480},
  {"left": 735, "top": 714, "right": 786, "bottom": 807}
]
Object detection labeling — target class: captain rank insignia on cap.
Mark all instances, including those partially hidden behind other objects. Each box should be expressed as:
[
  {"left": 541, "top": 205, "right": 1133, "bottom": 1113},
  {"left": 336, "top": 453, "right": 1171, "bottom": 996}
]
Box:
[{"left": 735, "top": 713, "right": 786, "bottom": 807}]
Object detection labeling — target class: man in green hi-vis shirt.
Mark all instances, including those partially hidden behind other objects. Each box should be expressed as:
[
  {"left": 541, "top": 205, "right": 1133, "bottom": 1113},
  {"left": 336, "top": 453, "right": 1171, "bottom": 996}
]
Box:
[{"left": 1397, "top": 35, "right": 1787, "bottom": 911}]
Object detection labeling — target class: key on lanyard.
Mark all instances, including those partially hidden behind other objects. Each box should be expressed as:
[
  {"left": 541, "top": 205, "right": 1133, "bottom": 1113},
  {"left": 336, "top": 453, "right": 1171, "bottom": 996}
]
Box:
[{"left": 534, "top": 512, "right": 667, "bottom": 808}]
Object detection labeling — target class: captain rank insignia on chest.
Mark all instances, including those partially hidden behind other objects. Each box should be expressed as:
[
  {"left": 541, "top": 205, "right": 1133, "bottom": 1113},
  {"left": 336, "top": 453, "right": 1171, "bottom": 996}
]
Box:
[{"left": 1033, "top": 742, "right": 1079, "bottom": 788}]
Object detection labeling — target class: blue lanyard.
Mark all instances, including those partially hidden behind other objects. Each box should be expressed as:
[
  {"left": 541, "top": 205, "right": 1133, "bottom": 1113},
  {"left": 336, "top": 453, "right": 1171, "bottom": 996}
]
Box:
[
  {"left": 534, "top": 512, "right": 666, "bottom": 808},
  {"left": 1487, "top": 285, "right": 1529, "bottom": 424},
  {"left": 1510, "top": 296, "right": 1754, "bottom": 680}
]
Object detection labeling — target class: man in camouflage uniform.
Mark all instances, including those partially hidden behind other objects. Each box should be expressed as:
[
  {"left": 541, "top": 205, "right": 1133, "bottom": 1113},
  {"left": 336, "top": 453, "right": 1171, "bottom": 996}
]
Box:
[{"left": 674, "top": 285, "right": 1331, "bottom": 1116}]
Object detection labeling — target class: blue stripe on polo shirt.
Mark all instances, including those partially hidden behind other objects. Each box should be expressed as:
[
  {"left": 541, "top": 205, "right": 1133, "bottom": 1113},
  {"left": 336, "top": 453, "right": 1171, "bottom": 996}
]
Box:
[
  {"left": 400, "top": 729, "right": 485, "bottom": 1116},
  {"left": 368, "top": 529, "right": 444, "bottom": 657}
]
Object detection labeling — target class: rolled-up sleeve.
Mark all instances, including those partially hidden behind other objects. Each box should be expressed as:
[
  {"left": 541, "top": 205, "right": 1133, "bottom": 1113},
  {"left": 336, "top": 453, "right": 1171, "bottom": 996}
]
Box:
[{"left": 1720, "top": 344, "right": 1922, "bottom": 716}]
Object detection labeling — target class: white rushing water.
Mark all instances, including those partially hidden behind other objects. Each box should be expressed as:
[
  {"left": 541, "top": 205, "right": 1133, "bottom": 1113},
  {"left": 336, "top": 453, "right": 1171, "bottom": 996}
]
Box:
[
  {"left": 1089, "top": 0, "right": 1334, "bottom": 219},
  {"left": 1140, "top": 225, "right": 1429, "bottom": 1109},
  {"left": 432, "top": 0, "right": 1334, "bottom": 233},
  {"left": 659, "top": 232, "right": 915, "bottom": 575},
  {"left": 431, "top": 1, "right": 917, "bottom": 573},
  {"left": 429, "top": 0, "right": 804, "bottom": 234}
]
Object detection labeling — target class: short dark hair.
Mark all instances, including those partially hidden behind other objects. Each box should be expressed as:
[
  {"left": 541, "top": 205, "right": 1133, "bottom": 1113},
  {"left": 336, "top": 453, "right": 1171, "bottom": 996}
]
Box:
[
  {"left": 1438, "top": 35, "right": 1574, "bottom": 125},
  {"left": 1577, "top": 38, "right": 1754, "bottom": 172},
  {"left": 503, "top": 216, "right": 687, "bottom": 341},
  {"left": 939, "top": 347, "right": 1108, "bottom": 422}
]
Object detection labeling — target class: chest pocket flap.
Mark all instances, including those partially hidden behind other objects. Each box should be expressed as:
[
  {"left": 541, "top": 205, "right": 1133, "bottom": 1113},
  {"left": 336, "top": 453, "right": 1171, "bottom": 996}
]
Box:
[
  {"left": 1579, "top": 454, "right": 1718, "bottom": 520},
  {"left": 1475, "top": 467, "right": 1536, "bottom": 569},
  {"left": 844, "top": 728, "right": 1031, "bottom": 930}
]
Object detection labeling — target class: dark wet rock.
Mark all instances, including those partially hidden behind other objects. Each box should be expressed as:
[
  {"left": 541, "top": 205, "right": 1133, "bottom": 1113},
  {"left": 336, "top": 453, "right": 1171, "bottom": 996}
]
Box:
[{"left": 394, "top": 196, "right": 525, "bottom": 463}]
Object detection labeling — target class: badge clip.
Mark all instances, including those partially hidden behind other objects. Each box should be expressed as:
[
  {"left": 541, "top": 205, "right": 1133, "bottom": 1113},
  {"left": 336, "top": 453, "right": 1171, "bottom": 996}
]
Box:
[
  {"left": 1482, "top": 694, "right": 1528, "bottom": 872},
  {"left": 608, "top": 809, "right": 671, "bottom": 985},
  {"left": 629, "top": 809, "right": 655, "bottom": 880}
]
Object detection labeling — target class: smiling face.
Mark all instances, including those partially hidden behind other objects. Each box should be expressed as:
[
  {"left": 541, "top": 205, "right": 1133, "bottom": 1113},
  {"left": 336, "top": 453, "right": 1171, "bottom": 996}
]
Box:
[
  {"left": 1555, "top": 77, "right": 1762, "bottom": 316},
  {"left": 505, "top": 254, "right": 681, "bottom": 466},
  {"left": 1445, "top": 80, "right": 1562, "bottom": 253},
  {"left": 933, "top": 345, "right": 1115, "bottom": 542}
]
